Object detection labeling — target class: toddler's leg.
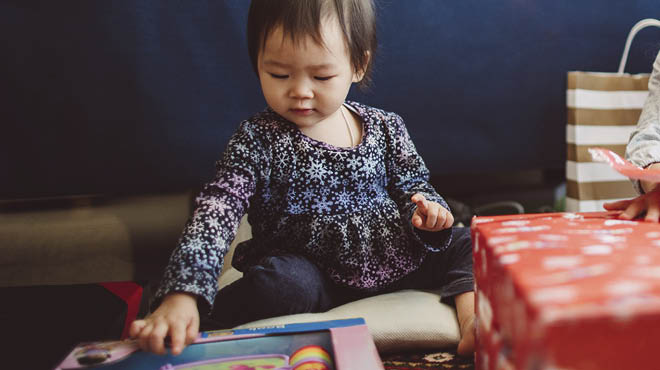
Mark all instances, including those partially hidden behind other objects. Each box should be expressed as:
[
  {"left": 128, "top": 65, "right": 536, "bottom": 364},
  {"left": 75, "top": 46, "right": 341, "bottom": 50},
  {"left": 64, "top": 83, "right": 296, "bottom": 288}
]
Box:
[
  {"left": 394, "top": 227, "right": 473, "bottom": 296},
  {"left": 390, "top": 227, "right": 475, "bottom": 354},
  {"left": 438, "top": 226, "right": 474, "bottom": 299},
  {"left": 439, "top": 227, "right": 475, "bottom": 355},
  {"left": 440, "top": 227, "right": 475, "bottom": 355},
  {"left": 455, "top": 290, "right": 475, "bottom": 356},
  {"left": 204, "top": 254, "right": 340, "bottom": 330}
]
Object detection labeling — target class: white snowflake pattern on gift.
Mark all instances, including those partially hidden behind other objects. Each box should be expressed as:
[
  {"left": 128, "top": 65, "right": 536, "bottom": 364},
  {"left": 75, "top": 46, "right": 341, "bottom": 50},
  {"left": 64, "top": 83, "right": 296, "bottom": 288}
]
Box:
[{"left": 154, "top": 101, "right": 452, "bottom": 308}]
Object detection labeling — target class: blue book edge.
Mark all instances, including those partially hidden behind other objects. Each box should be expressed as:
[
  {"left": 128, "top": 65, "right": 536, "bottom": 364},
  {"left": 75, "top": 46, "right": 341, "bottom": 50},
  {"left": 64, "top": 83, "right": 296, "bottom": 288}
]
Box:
[{"left": 200, "top": 317, "right": 366, "bottom": 338}]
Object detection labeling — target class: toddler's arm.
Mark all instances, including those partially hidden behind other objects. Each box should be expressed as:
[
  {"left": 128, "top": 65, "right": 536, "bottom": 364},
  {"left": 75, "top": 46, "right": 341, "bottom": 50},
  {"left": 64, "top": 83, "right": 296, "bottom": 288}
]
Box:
[
  {"left": 383, "top": 113, "right": 452, "bottom": 248},
  {"left": 129, "top": 292, "right": 199, "bottom": 355},
  {"left": 145, "top": 121, "right": 267, "bottom": 354}
]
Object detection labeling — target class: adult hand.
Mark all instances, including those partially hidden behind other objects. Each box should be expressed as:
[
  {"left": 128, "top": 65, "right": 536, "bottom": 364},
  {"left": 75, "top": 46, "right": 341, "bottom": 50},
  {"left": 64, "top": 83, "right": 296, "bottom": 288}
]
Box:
[
  {"left": 603, "top": 186, "right": 660, "bottom": 222},
  {"left": 129, "top": 292, "right": 200, "bottom": 355},
  {"left": 411, "top": 193, "right": 454, "bottom": 231},
  {"left": 603, "top": 163, "right": 660, "bottom": 222}
]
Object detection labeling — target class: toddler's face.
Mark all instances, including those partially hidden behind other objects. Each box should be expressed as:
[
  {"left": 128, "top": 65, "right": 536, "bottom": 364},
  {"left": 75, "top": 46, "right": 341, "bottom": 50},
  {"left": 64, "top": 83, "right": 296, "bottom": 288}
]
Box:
[{"left": 257, "top": 19, "right": 362, "bottom": 129}]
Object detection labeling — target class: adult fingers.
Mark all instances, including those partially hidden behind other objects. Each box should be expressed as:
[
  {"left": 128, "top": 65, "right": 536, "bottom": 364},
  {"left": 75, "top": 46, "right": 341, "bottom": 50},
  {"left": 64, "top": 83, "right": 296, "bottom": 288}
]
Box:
[
  {"left": 603, "top": 199, "right": 633, "bottom": 211},
  {"left": 645, "top": 203, "right": 660, "bottom": 223},
  {"left": 620, "top": 199, "right": 644, "bottom": 220}
]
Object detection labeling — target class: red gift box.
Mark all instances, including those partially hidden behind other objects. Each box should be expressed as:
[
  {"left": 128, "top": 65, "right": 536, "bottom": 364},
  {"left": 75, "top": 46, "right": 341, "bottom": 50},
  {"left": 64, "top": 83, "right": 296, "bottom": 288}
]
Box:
[{"left": 472, "top": 211, "right": 660, "bottom": 370}]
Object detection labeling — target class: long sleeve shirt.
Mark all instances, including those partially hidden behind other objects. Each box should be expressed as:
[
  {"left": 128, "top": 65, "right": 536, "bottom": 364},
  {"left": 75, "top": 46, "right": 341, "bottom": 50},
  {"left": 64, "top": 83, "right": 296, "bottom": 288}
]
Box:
[
  {"left": 155, "top": 101, "right": 452, "bottom": 309},
  {"left": 626, "top": 51, "right": 660, "bottom": 193}
]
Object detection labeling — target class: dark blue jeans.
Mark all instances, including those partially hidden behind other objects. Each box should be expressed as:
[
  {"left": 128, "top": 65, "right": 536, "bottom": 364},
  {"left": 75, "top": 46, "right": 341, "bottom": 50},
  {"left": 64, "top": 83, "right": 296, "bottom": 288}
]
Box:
[{"left": 202, "top": 226, "right": 473, "bottom": 330}]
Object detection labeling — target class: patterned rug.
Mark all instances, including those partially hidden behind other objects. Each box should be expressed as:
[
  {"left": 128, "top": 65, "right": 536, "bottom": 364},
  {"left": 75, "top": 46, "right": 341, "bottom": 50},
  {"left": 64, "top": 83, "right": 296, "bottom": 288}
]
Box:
[{"left": 381, "top": 349, "right": 475, "bottom": 369}]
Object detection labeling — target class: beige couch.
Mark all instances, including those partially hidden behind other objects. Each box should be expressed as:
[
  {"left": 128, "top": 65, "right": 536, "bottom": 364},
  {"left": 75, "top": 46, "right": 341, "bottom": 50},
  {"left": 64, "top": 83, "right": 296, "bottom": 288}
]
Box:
[
  {"left": 1, "top": 192, "right": 194, "bottom": 286},
  {"left": 1, "top": 191, "right": 460, "bottom": 353}
]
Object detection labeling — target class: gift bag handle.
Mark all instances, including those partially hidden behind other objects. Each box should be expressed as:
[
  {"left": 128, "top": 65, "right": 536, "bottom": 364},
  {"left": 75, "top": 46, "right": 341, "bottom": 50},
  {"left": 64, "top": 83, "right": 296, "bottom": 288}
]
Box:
[{"left": 618, "top": 18, "right": 660, "bottom": 74}]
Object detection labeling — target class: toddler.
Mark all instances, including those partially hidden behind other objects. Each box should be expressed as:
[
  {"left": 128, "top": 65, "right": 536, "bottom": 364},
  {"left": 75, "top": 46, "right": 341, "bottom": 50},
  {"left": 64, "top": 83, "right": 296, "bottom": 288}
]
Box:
[{"left": 130, "top": 0, "right": 475, "bottom": 357}]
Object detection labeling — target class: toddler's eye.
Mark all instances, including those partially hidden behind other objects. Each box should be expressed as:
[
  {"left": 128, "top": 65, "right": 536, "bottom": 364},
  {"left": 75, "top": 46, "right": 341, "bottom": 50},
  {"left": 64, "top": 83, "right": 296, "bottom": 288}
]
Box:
[
  {"left": 269, "top": 73, "right": 288, "bottom": 79},
  {"left": 314, "top": 76, "right": 334, "bottom": 81}
]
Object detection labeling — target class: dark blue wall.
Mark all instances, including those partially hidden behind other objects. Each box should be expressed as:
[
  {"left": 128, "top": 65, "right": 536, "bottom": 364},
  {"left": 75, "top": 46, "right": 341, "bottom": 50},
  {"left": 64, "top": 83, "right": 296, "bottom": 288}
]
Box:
[{"left": 2, "top": 1, "right": 659, "bottom": 198}]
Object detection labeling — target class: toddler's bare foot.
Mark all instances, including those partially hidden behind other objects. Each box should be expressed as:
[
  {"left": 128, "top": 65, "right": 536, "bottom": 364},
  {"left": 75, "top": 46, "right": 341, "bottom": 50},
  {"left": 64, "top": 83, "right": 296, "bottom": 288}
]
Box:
[{"left": 457, "top": 314, "right": 475, "bottom": 356}]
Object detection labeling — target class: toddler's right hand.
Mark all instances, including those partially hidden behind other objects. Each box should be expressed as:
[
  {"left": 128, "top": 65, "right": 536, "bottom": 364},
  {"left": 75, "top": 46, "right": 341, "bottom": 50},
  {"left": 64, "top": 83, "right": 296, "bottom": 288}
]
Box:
[{"left": 129, "top": 292, "right": 199, "bottom": 355}]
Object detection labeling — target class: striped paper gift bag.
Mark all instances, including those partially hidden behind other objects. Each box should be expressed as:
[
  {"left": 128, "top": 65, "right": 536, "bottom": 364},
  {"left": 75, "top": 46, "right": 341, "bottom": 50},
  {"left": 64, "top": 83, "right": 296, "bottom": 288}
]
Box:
[{"left": 565, "top": 18, "right": 659, "bottom": 212}]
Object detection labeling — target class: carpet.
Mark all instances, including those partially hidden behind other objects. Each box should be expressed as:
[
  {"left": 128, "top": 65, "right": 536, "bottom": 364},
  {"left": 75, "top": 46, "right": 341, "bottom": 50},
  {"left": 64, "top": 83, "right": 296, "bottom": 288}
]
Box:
[{"left": 381, "top": 349, "right": 475, "bottom": 369}]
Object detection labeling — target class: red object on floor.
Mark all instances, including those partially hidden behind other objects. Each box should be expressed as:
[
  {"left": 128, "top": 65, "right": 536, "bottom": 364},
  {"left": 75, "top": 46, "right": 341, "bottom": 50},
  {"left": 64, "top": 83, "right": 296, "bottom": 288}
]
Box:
[
  {"left": 99, "top": 281, "right": 144, "bottom": 339},
  {"left": 472, "top": 211, "right": 660, "bottom": 370}
]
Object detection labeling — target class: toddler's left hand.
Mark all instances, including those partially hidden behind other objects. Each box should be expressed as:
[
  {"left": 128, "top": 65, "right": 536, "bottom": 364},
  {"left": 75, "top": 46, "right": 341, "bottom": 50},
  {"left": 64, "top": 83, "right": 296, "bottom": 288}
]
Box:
[{"left": 411, "top": 193, "right": 454, "bottom": 231}]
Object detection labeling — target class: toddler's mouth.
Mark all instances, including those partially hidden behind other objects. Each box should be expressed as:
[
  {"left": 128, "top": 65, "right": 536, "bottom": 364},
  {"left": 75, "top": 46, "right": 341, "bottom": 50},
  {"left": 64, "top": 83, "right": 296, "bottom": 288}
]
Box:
[{"left": 290, "top": 108, "right": 314, "bottom": 116}]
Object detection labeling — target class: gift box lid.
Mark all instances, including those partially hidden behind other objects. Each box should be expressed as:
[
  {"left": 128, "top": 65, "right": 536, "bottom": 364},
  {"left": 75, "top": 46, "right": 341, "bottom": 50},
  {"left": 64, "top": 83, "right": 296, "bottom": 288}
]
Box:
[{"left": 472, "top": 211, "right": 660, "bottom": 323}]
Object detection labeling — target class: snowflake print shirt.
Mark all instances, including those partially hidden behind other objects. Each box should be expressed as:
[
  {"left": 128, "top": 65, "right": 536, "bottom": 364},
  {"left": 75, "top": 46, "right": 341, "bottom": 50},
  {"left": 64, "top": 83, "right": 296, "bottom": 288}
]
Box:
[{"left": 156, "top": 101, "right": 452, "bottom": 310}]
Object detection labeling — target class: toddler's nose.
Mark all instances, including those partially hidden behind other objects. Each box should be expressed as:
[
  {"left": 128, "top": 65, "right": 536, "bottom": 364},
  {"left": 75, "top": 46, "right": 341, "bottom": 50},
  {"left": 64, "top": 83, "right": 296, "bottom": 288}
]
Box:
[{"left": 289, "top": 80, "right": 314, "bottom": 99}]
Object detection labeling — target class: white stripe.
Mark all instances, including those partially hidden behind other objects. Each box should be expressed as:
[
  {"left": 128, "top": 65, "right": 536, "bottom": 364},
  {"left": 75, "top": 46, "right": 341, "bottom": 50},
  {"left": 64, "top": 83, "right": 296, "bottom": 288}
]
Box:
[
  {"left": 566, "top": 161, "right": 629, "bottom": 182},
  {"left": 566, "top": 197, "right": 631, "bottom": 212},
  {"left": 566, "top": 124, "right": 635, "bottom": 145},
  {"left": 566, "top": 89, "right": 648, "bottom": 109}
]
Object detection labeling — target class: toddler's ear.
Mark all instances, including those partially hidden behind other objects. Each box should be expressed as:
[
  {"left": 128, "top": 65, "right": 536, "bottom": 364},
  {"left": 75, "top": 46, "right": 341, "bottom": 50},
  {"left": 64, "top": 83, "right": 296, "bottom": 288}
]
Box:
[{"left": 352, "top": 51, "right": 371, "bottom": 83}]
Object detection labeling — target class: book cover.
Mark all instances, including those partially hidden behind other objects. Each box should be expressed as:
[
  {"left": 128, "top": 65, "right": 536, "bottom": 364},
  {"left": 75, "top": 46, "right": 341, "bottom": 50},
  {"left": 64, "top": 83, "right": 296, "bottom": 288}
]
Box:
[{"left": 55, "top": 317, "right": 384, "bottom": 370}]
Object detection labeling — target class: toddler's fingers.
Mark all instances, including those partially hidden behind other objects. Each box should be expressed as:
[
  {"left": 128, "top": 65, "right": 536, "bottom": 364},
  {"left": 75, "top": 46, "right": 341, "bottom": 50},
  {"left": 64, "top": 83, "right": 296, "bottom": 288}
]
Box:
[
  {"left": 412, "top": 213, "right": 422, "bottom": 228},
  {"left": 186, "top": 319, "right": 199, "bottom": 345},
  {"left": 149, "top": 322, "right": 170, "bottom": 355},
  {"left": 434, "top": 210, "right": 448, "bottom": 231},
  {"left": 169, "top": 321, "right": 186, "bottom": 355},
  {"left": 411, "top": 193, "right": 425, "bottom": 203},
  {"left": 425, "top": 206, "right": 439, "bottom": 229},
  {"left": 411, "top": 194, "right": 428, "bottom": 212},
  {"left": 129, "top": 319, "right": 147, "bottom": 338},
  {"left": 442, "top": 211, "right": 454, "bottom": 229},
  {"left": 137, "top": 323, "right": 154, "bottom": 352}
]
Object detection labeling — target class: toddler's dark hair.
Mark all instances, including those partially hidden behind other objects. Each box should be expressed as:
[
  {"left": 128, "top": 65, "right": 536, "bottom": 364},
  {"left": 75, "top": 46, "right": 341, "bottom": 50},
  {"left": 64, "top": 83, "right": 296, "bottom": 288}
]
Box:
[{"left": 247, "top": 0, "right": 377, "bottom": 89}]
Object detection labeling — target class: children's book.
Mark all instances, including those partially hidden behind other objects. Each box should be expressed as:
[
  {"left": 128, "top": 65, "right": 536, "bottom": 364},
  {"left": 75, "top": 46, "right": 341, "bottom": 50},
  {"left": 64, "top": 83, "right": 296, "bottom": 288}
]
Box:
[{"left": 55, "top": 317, "right": 384, "bottom": 370}]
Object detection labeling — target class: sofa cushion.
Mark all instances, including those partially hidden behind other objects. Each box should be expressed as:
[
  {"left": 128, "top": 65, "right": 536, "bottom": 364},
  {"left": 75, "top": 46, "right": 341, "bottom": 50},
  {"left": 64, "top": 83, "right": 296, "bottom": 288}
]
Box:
[
  {"left": 235, "top": 288, "right": 460, "bottom": 354},
  {"left": 219, "top": 267, "right": 460, "bottom": 354}
]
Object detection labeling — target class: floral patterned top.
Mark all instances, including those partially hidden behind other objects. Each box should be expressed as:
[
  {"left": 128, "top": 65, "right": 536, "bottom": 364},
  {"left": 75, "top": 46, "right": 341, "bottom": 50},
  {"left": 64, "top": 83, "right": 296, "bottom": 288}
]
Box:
[{"left": 156, "top": 101, "right": 452, "bottom": 309}]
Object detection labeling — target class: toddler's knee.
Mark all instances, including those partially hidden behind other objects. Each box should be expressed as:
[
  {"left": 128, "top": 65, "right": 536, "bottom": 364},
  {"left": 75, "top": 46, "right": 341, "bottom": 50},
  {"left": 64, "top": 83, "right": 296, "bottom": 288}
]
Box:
[
  {"left": 246, "top": 255, "right": 328, "bottom": 313},
  {"left": 452, "top": 227, "right": 473, "bottom": 253}
]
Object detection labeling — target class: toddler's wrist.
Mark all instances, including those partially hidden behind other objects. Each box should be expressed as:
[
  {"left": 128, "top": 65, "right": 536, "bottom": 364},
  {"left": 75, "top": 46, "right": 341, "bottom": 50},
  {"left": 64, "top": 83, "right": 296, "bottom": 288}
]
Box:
[{"left": 164, "top": 292, "right": 198, "bottom": 306}]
